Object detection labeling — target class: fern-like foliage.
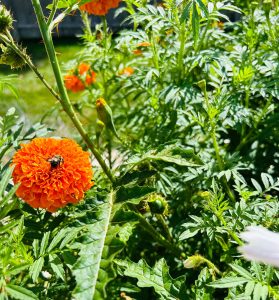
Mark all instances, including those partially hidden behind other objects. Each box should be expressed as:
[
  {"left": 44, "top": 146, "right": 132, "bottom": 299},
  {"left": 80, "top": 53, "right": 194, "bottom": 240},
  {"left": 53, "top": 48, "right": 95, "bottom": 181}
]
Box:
[{"left": 115, "top": 258, "right": 187, "bottom": 299}]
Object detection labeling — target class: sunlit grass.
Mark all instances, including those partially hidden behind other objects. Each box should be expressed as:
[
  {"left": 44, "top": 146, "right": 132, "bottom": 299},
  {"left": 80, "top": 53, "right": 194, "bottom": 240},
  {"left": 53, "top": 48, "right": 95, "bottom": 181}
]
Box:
[{"left": 0, "top": 39, "right": 83, "bottom": 123}]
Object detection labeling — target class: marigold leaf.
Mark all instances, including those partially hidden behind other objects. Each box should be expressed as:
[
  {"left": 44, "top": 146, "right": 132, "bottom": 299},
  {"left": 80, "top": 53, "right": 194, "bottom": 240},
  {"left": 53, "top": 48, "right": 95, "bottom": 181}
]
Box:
[
  {"left": 29, "top": 257, "right": 44, "bottom": 283},
  {"left": 116, "top": 185, "right": 155, "bottom": 203},
  {"left": 115, "top": 258, "right": 186, "bottom": 299},
  {"left": 6, "top": 284, "right": 38, "bottom": 300},
  {"left": 208, "top": 277, "right": 249, "bottom": 288},
  {"left": 72, "top": 192, "right": 114, "bottom": 300}
]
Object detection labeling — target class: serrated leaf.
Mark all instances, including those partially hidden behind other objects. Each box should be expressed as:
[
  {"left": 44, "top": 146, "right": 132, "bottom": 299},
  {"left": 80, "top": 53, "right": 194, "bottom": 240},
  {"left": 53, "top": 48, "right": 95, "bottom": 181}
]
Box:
[
  {"left": 179, "top": 229, "right": 199, "bottom": 240},
  {"left": 72, "top": 192, "right": 114, "bottom": 300},
  {"left": 245, "top": 281, "right": 255, "bottom": 296},
  {"left": 116, "top": 185, "right": 155, "bottom": 203},
  {"left": 59, "top": 227, "right": 81, "bottom": 249},
  {"left": 6, "top": 285, "right": 38, "bottom": 300},
  {"left": 229, "top": 264, "right": 254, "bottom": 280},
  {"left": 192, "top": 2, "right": 200, "bottom": 48},
  {"left": 253, "top": 282, "right": 263, "bottom": 300},
  {"left": 0, "top": 166, "right": 14, "bottom": 196},
  {"left": 115, "top": 259, "right": 186, "bottom": 300},
  {"left": 39, "top": 232, "right": 50, "bottom": 256},
  {"left": 180, "top": 1, "right": 192, "bottom": 23},
  {"left": 251, "top": 179, "right": 262, "bottom": 193},
  {"left": 208, "top": 277, "right": 249, "bottom": 288},
  {"left": 29, "top": 257, "right": 44, "bottom": 283},
  {"left": 48, "top": 229, "right": 69, "bottom": 252},
  {"left": 196, "top": 0, "right": 209, "bottom": 16},
  {"left": 51, "top": 263, "right": 65, "bottom": 281}
]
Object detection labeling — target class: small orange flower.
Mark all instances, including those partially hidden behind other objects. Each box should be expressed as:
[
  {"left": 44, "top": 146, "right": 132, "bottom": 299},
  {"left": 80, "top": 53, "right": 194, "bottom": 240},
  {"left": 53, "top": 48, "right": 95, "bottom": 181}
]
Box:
[
  {"left": 64, "top": 63, "right": 97, "bottom": 93},
  {"left": 78, "top": 63, "right": 91, "bottom": 75},
  {"left": 137, "top": 41, "right": 151, "bottom": 47},
  {"left": 64, "top": 74, "right": 85, "bottom": 93},
  {"left": 85, "top": 71, "right": 97, "bottom": 85},
  {"left": 80, "top": 0, "right": 121, "bottom": 16},
  {"left": 119, "top": 66, "right": 134, "bottom": 76},
  {"left": 133, "top": 49, "right": 143, "bottom": 56},
  {"left": 12, "top": 138, "right": 94, "bottom": 212}
]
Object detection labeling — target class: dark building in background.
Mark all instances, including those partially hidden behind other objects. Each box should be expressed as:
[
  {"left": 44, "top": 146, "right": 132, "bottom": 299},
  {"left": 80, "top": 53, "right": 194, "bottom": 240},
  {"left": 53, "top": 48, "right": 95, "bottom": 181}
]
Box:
[{"left": 2, "top": 0, "right": 127, "bottom": 39}]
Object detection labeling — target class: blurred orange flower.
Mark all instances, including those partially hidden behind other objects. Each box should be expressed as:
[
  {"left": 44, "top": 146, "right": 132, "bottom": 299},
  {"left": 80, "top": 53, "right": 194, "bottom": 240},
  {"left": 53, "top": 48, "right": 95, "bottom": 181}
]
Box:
[
  {"left": 78, "top": 62, "right": 91, "bottom": 75},
  {"left": 133, "top": 49, "right": 143, "bottom": 56},
  {"left": 64, "top": 63, "right": 97, "bottom": 93},
  {"left": 119, "top": 66, "right": 134, "bottom": 76},
  {"left": 64, "top": 74, "right": 85, "bottom": 93},
  {"left": 137, "top": 41, "right": 151, "bottom": 47},
  {"left": 80, "top": 0, "right": 121, "bottom": 16},
  {"left": 85, "top": 71, "right": 97, "bottom": 85},
  {"left": 12, "top": 138, "right": 94, "bottom": 212}
]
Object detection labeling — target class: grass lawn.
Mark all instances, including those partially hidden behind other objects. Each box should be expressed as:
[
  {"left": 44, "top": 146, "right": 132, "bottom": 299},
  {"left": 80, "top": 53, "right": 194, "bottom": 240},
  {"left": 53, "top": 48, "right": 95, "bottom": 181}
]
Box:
[{"left": 0, "top": 39, "right": 82, "bottom": 127}]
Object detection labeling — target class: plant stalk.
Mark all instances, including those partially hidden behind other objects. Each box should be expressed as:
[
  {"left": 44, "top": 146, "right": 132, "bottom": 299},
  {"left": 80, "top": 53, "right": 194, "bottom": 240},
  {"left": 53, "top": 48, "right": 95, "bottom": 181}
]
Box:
[{"left": 31, "top": 0, "right": 115, "bottom": 184}]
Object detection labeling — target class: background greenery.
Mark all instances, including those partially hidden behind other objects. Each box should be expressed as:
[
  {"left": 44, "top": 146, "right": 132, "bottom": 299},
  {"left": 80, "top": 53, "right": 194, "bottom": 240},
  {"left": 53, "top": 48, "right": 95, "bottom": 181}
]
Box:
[{"left": 1, "top": 0, "right": 279, "bottom": 299}]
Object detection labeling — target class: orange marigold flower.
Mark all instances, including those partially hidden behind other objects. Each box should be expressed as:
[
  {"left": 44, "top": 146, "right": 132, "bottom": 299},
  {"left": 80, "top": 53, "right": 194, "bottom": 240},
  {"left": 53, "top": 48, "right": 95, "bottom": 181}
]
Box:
[
  {"left": 78, "top": 62, "right": 91, "bottom": 75},
  {"left": 64, "top": 74, "right": 85, "bottom": 93},
  {"left": 12, "top": 138, "right": 94, "bottom": 212},
  {"left": 137, "top": 41, "right": 151, "bottom": 47},
  {"left": 65, "top": 63, "right": 97, "bottom": 92},
  {"left": 119, "top": 66, "right": 134, "bottom": 76},
  {"left": 85, "top": 70, "right": 97, "bottom": 85},
  {"left": 80, "top": 0, "right": 121, "bottom": 16},
  {"left": 132, "top": 49, "right": 142, "bottom": 56}
]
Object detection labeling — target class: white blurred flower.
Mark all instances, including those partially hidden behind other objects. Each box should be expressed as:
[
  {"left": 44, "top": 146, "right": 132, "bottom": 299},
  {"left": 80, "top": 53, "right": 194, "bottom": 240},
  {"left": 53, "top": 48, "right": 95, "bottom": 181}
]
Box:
[
  {"left": 238, "top": 226, "right": 279, "bottom": 267},
  {"left": 42, "top": 271, "right": 52, "bottom": 279}
]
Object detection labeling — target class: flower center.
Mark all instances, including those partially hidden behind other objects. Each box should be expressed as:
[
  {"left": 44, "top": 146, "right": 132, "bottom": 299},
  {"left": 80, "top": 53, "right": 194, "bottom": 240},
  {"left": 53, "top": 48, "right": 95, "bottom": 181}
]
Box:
[{"left": 47, "top": 155, "right": 64, "bottom": 168}]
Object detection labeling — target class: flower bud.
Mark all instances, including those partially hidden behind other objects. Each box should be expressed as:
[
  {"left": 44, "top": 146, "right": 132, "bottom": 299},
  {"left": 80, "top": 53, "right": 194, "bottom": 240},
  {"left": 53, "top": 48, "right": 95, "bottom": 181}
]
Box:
[
  {"left": 263, "top": 0, "right": 272, "bottom": 15},
  {"left": 0, "top": 5, "right": 13, "bottom": 33},
  {"left": 96, "top": 119, "right": 105, "bottom": 133},
  {"left": 184, "top": 255, "right": 204, "bottom": 269},
  {"left": 148, "top": 194, "right": 168, "bottom": 215},
  {"left": 0, "top": 45, "right": 26, "bottom": 69}
]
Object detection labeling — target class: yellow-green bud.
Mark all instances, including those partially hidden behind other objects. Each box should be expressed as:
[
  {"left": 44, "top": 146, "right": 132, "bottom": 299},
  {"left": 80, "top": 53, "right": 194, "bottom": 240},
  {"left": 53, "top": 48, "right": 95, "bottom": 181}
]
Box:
[
  {"left": 184, "top": 255, "right": 205, "bottom": 269},
  {"left": 0, "top": 5, "right": 13, "bottom": 33},
  {"left": 263, "top": 0, "right": 272, "bottom": 13},
  {"left": 96, "top": 119, "right": 105, "bottom": 132},
  {"left": 0, "top": 45, "right": 26, "bottom": 69},
  {"left": 148, "top": 194, "right": 168, "bottom": 215}
]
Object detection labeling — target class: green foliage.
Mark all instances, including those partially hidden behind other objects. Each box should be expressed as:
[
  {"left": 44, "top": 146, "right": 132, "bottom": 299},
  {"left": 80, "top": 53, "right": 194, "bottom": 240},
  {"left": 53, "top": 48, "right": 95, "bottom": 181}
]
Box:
[
  {"left": 115, "top": 258, "right": 187, "bottom": 299},
  {"left": 2, "top": 0, "right": 279, "bottom": 299}
]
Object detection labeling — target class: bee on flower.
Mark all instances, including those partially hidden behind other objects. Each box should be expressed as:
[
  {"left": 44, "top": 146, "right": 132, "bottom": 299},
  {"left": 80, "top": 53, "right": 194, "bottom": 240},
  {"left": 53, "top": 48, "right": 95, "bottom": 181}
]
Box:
[
  {"left": 64, "top": 63, "right": 97, "bottom": 93},
  {"left": 80, "top": 0, "right": 121, "bottom": 16},
  {"left": 12, "top": 138, "right": 94, "bottom": 212}
]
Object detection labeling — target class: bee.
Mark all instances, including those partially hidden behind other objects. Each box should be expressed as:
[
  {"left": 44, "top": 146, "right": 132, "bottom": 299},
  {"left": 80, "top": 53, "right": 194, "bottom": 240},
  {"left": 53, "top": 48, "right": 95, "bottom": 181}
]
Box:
[{"left": 48, "top": 155, "right": 64, "bottom": 168}]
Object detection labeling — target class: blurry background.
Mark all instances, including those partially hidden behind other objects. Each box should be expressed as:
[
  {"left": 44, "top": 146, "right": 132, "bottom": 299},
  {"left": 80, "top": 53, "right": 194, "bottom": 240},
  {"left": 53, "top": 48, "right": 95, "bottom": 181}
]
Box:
[{"left": 0, "top": 0, "right": 126, "bottom": 124}]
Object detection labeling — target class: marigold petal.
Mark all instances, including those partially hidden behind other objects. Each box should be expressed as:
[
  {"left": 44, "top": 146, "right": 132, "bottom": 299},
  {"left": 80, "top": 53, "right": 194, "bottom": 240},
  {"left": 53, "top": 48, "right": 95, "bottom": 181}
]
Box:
[{"left": 12, "top": 137, "right": 94, "bottom": 212}]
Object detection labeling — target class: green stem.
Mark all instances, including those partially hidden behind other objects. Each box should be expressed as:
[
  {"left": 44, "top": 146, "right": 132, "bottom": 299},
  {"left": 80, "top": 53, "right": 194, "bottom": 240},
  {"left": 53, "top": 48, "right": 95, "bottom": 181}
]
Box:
[
  {"left": 0, "top": 32, "right": 61, "bottom": 103},
  {"left": 151, "top": 35, "right": 159, "bottom": 70},
  {"left": 47, "top": 0, "right": 58, "bottom": 26},
  {"left": 197, "top": 19, "right": 210, "bottom": 52},
  {"left": 177, "top": 22, "right": 186, "bottom": 82},
  {"left": 217, "top": 213, "right": 243, "bottom": 246},
  {"left": 81, "top": 11, "right": 92, "bottom": 36},
  {"left": 236, "top": 96, "right": 273, "bottom": 152},
  {"left": 49, "top": 3, "right": 79, "bottom": 31},
  {"left": 102, "top": 16, "right": 108, "bottom": 53},
  {"left": 203, "top": 83, "right": 236, "bottom": 202},
  {"left": 138, "top": 214, "right": 183, "bottom": 258},
  {"left": 31, "top": 0, "right": 115, "bottom": 184},
  {"left": 156, "top": 214, "right": 172, "bottom": 242}
]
